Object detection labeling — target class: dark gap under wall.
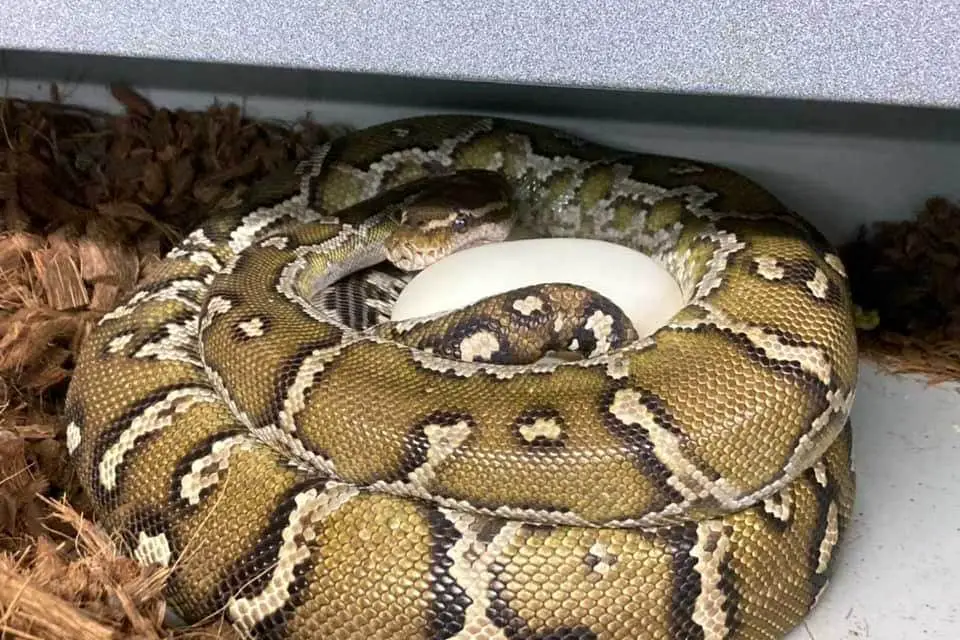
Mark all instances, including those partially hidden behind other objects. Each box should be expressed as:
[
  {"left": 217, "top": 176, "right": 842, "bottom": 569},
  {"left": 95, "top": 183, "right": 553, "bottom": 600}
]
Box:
[{"left": 3, "top": 49, "right": 960, "bottom": 142}]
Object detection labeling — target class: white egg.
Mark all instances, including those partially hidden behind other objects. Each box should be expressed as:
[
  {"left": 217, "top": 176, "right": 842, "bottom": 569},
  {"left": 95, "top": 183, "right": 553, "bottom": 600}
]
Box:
[{"left": 391, "top": 237, "right": 685, "bottom": 339}]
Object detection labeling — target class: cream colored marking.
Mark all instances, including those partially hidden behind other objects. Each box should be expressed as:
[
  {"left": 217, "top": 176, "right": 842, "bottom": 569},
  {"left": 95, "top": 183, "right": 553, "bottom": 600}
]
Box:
[
  {"left": 631, "top": 222, "right": 684, "bottom": 265},
  {"left": 227, "top": 484, "right": 360, "bottom": 634},
  {"left": 518, "top": 416, "right": 563, "bottom": 443},
  {"left": 813, "top": 461, "right": 829, "bottom": 487},
  {"left": 368, "top": 419, "right": 473, "bottom": 497},
  {"left": 420, "top": 211, "right": 458, "bottom": 231},
  {"left": 754, "top": 256, "right": 786, "bottom": 280},
  {"left": 568, "top": 338, "right": 580, "bottom": 351},
  {"left": 250, "top": 423, "right": 334, "bottom": 476},
  {"left": 133, "top": 531, "right": 173, "bottom": 568},
  {"left": 554, "top": 163, "right": 615, "bottom": 228},
  {"left": 786, "top": 388, "right": 856, "bottom": 477},
  {"left": 459, "top": 330, "right": 501, "bottom": 362},
  {"left": 134, "top": 318, "right": 201, "bottom": 367},
  {"left": 600, "top": 352, "right": 631, "bottom": 379},
  {"left": 592, "top": 558, "right": 613, "bottom": 575},
  {"left": 403, "top": 420, "right": 473, "bottom": 489},
  {"left": 618, "top": 173, "right": 717, "bottom": 216},
  {"left": 807, "top": 267, "right": 831, "bottom": 299},
  {"left": 460, "top": 200, "right": 507, "bottom": 221},
  {"left": 368, "top": 469, "right": 595, "bottom": 526},
  {"left": 106, "top": 332, "right": 135, "bottom": 354},
  {"left": 693, "top": 230, "right": 746, "bottom": 300},
  {"left": 199, "top": 295, "right": 236, "bottom": 339},
  {"left": 584, "top": 309, "right": 615, "bottom": 355},
  {"left": 363, "top": 148, "right": 444, "bottom": 196},
  {"left": 664, "top": 245, "right": 699, "bottom": 299},
  {"left": 278, "top": 346, "right": 346, "bottom": 436},
  {"left": 443, "top": 512, "right": 519, "bottom": 640},
  {"left": 392, "top": 127, "right": 410, "bottom": 137},
  {"left": 512, "top": 295, "right": 545, "bottom": 316},
  {"left": 671, "top": 303, "right": 834, "bottom": 384},
  {"left": 418, "top": 212, "right": 460, "bottom": 231},
  {"left": 98, "top": 388, "right": 221, "bottom": 491},
  {"left": 271, "top": 344, "right": 344, "bottom": 473},
  {"left": 485, "top": 150, "right": 506, "bottom": 171},
  {"left": 608, "top": 388, "right": 743, "bottom": 508},
  {"left": 360, "top": 120, "right": 495, "bottom": 199},
  {"left": 824, "top": 253, "right": 847, "bottom": 277},
  {"left": 97, "top": 293, "right": 144, "bottom": 323},
  {"left": 65, "top": 421, "right": 81, "bottom": 454},
  {"left": 178, "top": 434, "right": 258, "bottom": 506},
  {"left": 219, "top": 254, "right": 241, "bottom": 276},
  {"left": 362, "top": 297, "right": 394, "bottom": 320},
  {"left": 184, "top": 228, "right": 215, "bottom": 248},
  {"left": 707, "top": 385, "right": 854, "bottom": 522},
  {"left": 237, "top": 317, "right": 266, "bottom": 338},
  {"left": 205, "top": 295, "right": 234, "bottom": 318},
  {"left": 690, "top": 521, "right": 733, "bottom": 639},
  {"left": 99, "top": 279, "right": 205, "bottom": 322},
  {"left": 416, "top": 490, "right": 671, "bottom": 528},
  {"left": 260, "top": 236, "right": 290, "bottom": 250},
  {"left": 406, "top": 481, "right": 595, "bottom": 523},
  {"left": 412, "top": 335, "right": 644, "bottom": 383},
  {"left": 202, "top": 364, "right": 255, "bottom": 435},
  {"left": 511, "top": 127, "right": 587, "bottom": 183},
  {"left": 741, "top": 324, "right": 833, "bottom": 383},
  {"left": 817, "top": 502, "right": 840, "bottom": 574},
  {"left": 147, "top": 280, "right": 207, "bottom": 309},
  {"left": 227, "top": 198, "right": 308, "bottom": 254},
  {"left": 553, "top": 313, "right": 567, "bottom": 333},
  {"left": 762, "top": 489, "right": 794, "bottom": 522},
  {"left": 587, "top": 541, "right": 617, "bottom": 576},
  {"left": 166, "top": 247, "right": 221, "bottom": 271}
]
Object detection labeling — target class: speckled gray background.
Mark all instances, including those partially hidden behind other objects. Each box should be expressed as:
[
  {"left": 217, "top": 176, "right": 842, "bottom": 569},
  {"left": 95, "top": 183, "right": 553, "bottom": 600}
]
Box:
[{"left": 1, "top": 0, "right": 959, "bottom": 108}]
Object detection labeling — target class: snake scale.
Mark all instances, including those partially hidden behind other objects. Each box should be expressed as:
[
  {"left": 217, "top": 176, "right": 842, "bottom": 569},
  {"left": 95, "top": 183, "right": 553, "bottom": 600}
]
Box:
[{"left": 65, "top": 114, "right": 859, "bottom": 640}]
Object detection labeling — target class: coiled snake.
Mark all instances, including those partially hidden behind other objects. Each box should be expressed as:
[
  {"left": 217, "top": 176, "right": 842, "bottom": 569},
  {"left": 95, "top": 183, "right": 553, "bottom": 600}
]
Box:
[{"left": 65, "top": 115, "right": 859, "bottom": 639}]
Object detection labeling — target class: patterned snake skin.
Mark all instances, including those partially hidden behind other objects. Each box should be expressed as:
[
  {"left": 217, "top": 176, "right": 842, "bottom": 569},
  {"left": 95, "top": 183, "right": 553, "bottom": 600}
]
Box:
[{"left": 64, "top": 115, "right": 859, "bottom": 639}]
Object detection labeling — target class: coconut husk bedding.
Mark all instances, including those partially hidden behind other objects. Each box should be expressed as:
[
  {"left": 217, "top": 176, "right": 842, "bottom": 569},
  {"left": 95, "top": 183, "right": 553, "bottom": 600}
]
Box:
[
  {"left": 0, "top": 86, "right": 329, "bottom": 638},
  {"left": 0, "top": 85, "right": 954, "bottom": 638},
  {"left": 839, "top": 196, "right": 960, "bottom": 384}
]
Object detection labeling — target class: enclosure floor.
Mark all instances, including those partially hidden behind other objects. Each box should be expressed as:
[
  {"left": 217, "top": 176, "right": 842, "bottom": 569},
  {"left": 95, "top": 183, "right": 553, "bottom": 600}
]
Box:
[{"left": 785, "top": 361, "right": 958, "bottom": 639}]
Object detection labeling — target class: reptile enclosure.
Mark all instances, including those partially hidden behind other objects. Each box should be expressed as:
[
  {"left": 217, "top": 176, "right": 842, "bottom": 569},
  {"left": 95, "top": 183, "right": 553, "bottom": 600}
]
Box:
[{"left": 1, "top": 2, "right": 960, "bottom": 639}]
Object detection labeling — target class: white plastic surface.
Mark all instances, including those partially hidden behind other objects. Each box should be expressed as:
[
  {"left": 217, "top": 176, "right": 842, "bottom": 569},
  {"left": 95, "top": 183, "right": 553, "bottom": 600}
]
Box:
[
  {"left": 2, "top": 1, "right": 960, "bottom": 108},
  {"left": 791, "top": 363, "right": 960, "bottom": 639}
]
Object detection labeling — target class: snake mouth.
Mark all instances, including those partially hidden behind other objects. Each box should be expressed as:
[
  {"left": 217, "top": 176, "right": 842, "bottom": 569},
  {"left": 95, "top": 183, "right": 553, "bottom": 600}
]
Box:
[
  {"left": 389, "top": 241, "right": 474, "bottom": 271},
  {"left": 391, "top": 247, "right": 441, "bottom": 271}
]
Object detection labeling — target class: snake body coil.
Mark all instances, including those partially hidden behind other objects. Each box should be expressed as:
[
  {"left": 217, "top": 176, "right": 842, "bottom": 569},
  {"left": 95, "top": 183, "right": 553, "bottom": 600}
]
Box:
[{"left": 65, "top": 115, "right": 858, "bottom": 639}]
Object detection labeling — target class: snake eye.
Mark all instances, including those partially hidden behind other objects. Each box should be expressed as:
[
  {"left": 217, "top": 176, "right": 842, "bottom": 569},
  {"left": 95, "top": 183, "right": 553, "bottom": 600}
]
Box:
[{"left": 451, "top": 214, "right": 469, "bottom": 232}]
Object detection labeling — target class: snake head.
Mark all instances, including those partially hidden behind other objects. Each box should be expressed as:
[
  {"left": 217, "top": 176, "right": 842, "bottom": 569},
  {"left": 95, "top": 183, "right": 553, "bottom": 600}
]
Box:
[{"left": 385, "top": 169, "right": 516, "bottom": 271}]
